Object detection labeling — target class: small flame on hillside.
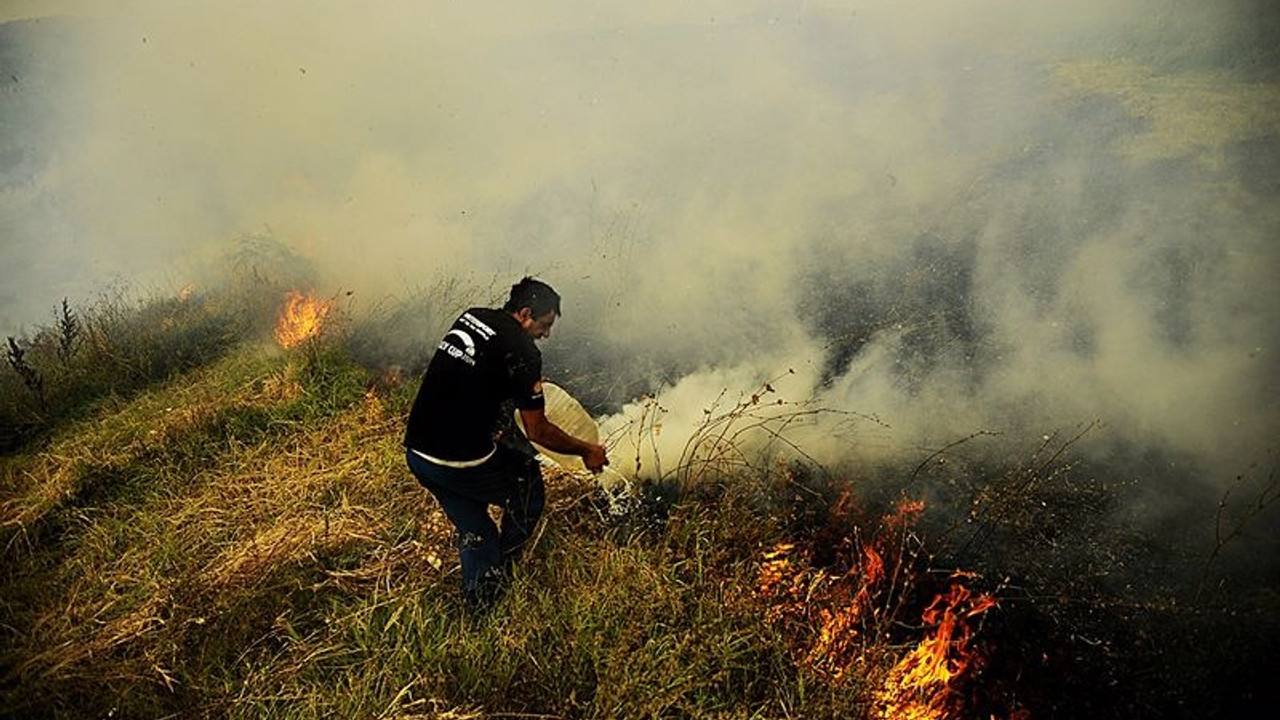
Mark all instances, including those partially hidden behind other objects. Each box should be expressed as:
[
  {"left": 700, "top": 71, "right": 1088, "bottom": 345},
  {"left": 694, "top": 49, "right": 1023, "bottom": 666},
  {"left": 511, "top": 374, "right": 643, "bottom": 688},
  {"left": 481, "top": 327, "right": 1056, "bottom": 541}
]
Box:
[{"left": 274, "top": 290, "right": 332, "bottom": 348}]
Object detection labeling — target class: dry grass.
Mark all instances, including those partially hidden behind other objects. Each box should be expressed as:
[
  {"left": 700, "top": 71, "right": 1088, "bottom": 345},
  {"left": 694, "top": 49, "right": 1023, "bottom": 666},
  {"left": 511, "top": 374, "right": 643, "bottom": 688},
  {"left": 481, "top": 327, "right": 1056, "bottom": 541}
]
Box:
[
  {"left": 0, "top": 336, "right": 915, "bottom": 719},
  {"left": 2, "top": 289, "right": 1273, "bottom": 720}
]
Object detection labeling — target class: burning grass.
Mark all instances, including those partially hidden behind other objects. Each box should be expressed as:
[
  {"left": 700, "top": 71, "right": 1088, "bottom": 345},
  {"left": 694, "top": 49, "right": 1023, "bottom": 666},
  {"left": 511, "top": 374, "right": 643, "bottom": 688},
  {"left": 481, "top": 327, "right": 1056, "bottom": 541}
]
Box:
[
  {"left": 274, "top": 290, "right": 335, "bottom": 350},
  {"left": 2, "top": 280, "right": 1276, "bottom": 719},
  {"left": 0, "top": 238, "right": 315, "bottom": 455},
  {"left": 755, "top": 494, "right": 1012, "bottom": 720},
  {"left": 2, "top": 332, "right": 1007, "bottom": 719}
]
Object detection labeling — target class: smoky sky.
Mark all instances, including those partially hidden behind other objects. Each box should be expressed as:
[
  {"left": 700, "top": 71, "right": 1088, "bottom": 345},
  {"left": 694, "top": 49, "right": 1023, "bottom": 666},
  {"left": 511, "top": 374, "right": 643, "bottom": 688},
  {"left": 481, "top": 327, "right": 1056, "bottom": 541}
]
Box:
[{"left": 2, "top": 1, "right": 1278, "bottom": 491}]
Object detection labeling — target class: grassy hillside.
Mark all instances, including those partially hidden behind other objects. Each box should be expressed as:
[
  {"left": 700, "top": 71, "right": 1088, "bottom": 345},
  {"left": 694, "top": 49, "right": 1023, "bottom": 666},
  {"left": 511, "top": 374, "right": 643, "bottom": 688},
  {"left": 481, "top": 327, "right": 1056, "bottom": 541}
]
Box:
[
  {"left": 2, "top": 277, "right": 1275, "bottom": 719},
  {"left": 0, "top": 342, "right": 920, "bottom": 718}
]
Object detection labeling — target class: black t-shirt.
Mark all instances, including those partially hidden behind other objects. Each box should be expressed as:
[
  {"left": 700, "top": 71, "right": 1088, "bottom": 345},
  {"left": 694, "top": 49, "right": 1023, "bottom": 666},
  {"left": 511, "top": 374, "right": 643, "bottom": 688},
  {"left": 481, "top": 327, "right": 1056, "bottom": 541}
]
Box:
[{"left": 403, "top": 307, "right": 545, "bottom": 461}]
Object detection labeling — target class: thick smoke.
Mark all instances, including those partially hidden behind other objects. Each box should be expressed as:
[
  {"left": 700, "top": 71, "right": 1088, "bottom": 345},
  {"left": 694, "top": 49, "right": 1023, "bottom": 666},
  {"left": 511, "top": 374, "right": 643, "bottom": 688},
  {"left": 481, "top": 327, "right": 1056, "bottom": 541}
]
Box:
[{"left": 2, "top": 1, "right": 1277, "bottom": 502}]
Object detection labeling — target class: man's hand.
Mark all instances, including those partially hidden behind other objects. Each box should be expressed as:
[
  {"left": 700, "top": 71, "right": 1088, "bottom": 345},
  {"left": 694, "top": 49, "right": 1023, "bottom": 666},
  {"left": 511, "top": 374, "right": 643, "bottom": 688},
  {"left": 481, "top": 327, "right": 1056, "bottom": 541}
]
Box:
[
  {"left": 582, "top": 443, "right": 609, "bottom": 474},
  {"left": 520, "top": 407, "right": 609, "bottom": 473}
]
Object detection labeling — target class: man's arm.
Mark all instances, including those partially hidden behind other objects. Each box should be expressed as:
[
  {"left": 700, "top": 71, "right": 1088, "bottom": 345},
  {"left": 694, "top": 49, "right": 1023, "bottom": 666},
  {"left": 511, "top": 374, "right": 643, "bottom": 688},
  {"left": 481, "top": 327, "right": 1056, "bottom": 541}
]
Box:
[{"left": 518, "top": 407, "right": 609, "bottom": 473}]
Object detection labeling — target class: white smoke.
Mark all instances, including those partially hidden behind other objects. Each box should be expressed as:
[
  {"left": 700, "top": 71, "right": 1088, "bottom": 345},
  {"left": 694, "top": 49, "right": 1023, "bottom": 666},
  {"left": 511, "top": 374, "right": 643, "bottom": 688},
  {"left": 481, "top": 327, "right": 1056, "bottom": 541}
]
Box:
[{"left": 2, "top": 0, "right": 1276, "bottom": 489}]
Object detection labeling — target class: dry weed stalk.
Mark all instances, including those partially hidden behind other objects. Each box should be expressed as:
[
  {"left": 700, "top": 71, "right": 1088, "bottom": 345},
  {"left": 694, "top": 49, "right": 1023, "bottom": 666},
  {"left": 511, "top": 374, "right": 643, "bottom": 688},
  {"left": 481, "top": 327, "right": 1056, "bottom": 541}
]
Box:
[
  {"left": 56, "top": 298, "right": 81, "bottom": 365},
  {"left": 605, "top": 370, "right": 884, "bottom": 492},
  {"left": 1196, "top": 463, "right": 1279, "bottom": 602},
  {"left": 6, "top": 335, "right": 46, "bottom": 408},
  {"left": 943, "top": 421, "right": 1099, "bottom": 555}
]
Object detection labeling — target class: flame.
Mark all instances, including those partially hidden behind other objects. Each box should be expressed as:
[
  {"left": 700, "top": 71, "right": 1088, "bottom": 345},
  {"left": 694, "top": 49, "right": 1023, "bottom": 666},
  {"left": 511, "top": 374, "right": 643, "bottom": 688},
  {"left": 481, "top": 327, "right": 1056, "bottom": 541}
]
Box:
[
  {"left": 274, "top": 290, "right": 333, "bottom": 348},
  {"left": 862, "top": 543, "right": 885, "bottom": 586},
  {"left": 756, "top": 495, "right": 1006, "bottom": 718},
  {"left": 885, "top": 497, "right": 925, "bottom": 530},
  {"left": 873, "top": 580, "right": 999, "bottom": 720}
]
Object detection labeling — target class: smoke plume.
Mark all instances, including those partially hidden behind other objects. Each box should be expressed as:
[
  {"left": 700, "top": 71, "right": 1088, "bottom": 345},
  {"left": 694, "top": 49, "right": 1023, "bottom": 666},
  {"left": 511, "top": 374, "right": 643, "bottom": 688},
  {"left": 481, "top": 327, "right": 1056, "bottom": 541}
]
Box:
[{"left": 3, "top": 1, "right": 1278, "bottom": 523}]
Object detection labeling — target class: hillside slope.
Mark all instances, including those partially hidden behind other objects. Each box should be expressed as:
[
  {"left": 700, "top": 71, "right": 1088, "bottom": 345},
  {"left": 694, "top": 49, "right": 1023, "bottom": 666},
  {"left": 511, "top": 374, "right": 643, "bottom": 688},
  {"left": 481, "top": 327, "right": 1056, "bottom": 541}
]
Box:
[
  {"left": 0, "top": 346, "right": 838, "bottom": 718},
  {"left": 2, "top": 339, "right": 1274, "bottom": 719}
]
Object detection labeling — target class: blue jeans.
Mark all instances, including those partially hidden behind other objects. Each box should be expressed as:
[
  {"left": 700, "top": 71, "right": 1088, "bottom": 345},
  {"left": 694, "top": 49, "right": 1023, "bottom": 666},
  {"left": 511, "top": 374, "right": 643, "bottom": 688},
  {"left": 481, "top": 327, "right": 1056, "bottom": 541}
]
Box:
[{"left": 406, "top": 445, "right": 545, "bottom": 610}]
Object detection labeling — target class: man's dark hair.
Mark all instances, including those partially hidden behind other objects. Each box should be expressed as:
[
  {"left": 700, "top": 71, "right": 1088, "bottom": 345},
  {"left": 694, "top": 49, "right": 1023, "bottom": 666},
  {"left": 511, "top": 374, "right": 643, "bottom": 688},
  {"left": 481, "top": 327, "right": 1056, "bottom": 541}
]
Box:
[{"left": 503, "top": 276, "right": 561, "bottom": 317}]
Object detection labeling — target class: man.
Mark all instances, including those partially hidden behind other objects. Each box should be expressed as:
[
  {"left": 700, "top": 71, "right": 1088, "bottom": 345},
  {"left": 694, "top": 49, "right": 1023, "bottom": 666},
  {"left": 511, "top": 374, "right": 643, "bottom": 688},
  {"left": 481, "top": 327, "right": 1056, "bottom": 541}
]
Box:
[{"left": 404, "top": 277, "right": 609, "bottom": 611}]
